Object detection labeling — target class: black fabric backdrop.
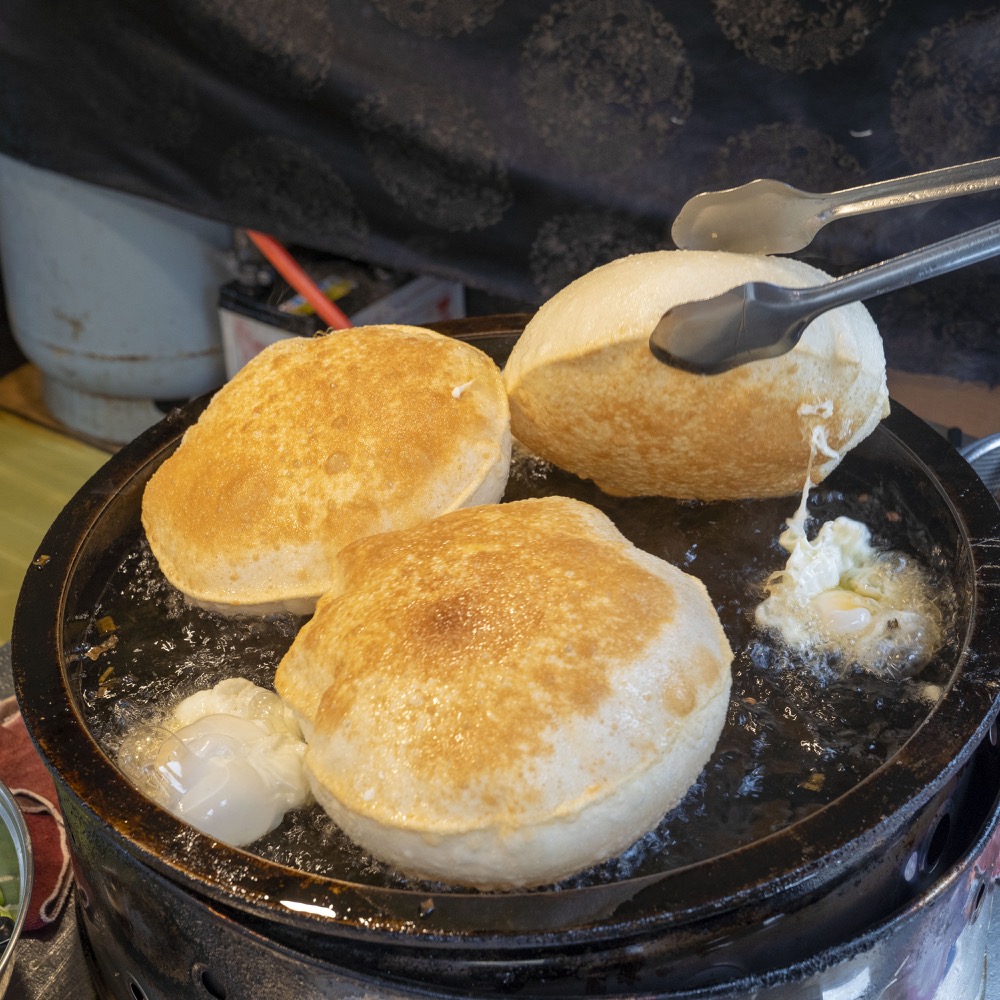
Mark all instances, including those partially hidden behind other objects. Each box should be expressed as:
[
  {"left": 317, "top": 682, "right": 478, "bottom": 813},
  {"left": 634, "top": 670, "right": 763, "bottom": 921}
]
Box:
[{"left": 1, "top": 0, "right": 999, "bottom": 381}]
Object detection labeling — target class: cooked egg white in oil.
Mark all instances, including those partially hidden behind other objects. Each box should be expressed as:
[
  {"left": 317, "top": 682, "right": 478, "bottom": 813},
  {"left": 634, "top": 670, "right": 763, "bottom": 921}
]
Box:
[
  {"left": 116, "top": 677, "right": 310, "bottom": 846},
  {"left": 757, "top": 490, "right": 942, "bottom": 676}
]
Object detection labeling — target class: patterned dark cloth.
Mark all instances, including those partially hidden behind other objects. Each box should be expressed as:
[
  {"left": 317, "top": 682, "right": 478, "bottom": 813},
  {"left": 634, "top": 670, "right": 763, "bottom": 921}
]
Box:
[{"left": 1, "top": 0, "right": 999, "bottom": 380}]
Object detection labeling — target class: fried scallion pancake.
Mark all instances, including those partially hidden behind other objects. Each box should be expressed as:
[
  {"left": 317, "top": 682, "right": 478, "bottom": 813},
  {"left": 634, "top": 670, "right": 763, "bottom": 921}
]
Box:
[
  {"left": 142, "top": 325, "right": 511, "bottom": 613},
  {"left": 275, "top": 495, "right": 733, "bottom": 888},
  {"left": 503, "top": 250, "right": 889, "bottom": 500}
]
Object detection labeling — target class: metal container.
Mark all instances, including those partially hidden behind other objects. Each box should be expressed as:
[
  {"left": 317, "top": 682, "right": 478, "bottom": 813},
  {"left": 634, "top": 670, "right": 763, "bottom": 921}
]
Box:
[
  {"left": 962, "top": 432, "right": 1000, "bottom": 499},
  {"left": 0, "top": 777, "right": 33, "bottom": 998},
  {"left": 12, "top": 319, "right": 1000, "bottom": 998},
  {"left": 0, "top": 152, "right": 233, "bottom": 445}
]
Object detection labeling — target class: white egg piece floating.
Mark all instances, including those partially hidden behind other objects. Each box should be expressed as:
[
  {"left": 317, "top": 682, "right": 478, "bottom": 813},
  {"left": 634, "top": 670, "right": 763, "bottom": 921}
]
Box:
[
  {"left": 756, "top": 513, "right": 944, "bottom": 676},
  {"left": 117, "top": 677, "right": 310, "bottom": 846}
]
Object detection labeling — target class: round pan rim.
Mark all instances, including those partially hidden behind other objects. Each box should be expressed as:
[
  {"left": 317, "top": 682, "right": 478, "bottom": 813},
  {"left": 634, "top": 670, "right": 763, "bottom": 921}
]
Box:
[{"left": 12, "top": 319, "right": 1000, "bottom": 948}]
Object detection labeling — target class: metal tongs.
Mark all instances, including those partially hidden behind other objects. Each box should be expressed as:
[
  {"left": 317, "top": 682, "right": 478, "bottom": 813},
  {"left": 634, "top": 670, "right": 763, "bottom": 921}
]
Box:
[{"left": 651, "top": 157, "right": 1000, "bottom": 374}]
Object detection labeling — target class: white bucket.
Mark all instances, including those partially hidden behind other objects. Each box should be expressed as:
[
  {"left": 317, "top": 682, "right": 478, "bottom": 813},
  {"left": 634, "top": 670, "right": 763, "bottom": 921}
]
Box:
[{"left": 0, "top": 153, "right": 233, "bottom": 444}]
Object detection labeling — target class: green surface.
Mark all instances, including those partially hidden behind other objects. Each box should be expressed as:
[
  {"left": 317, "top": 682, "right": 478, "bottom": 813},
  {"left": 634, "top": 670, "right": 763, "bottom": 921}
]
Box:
[
  {"left": 0, "top": 412, "right": 109, "bottom": 644},
  {"left": 0, "top": 824, "right": 18, "bottom": 913}
]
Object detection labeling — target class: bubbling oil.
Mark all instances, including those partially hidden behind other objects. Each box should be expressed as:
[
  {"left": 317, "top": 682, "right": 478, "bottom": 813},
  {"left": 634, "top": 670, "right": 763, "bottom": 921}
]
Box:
[{"left": 74, "top": 446, "right": 960, "bottom": 893}]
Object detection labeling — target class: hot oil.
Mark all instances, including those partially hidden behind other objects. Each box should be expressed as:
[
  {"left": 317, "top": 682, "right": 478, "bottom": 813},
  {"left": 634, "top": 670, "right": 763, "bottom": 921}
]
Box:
[
  {"left": 74, "top": 447, "right": 962, "bottom": 893},
  {"left": 77, "top": 539, "right": 305, "bottom": 746}
]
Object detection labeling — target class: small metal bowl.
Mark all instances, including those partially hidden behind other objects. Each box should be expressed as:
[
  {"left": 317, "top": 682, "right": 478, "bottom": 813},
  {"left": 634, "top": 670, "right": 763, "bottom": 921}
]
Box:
[{"left": 0, "top": 778, "right": 32, "bottom": 998}]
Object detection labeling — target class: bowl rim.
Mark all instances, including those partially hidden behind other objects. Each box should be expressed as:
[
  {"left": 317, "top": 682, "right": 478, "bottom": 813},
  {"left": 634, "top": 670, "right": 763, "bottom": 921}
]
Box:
[{"left": 0, "top": 775, "right": 33, "bottom": 977}]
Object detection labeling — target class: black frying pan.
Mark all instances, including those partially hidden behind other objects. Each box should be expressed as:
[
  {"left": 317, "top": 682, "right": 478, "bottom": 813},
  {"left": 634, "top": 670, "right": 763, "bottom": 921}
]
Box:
[{"left": 13, "top": 318, "right": 1000, "bottom": 994}]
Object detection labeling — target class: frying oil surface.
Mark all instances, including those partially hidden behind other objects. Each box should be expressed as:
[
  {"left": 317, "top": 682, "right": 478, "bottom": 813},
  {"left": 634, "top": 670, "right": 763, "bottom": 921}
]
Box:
[{"left": 75, "top": 445, "right": 959, "bottom": 892}]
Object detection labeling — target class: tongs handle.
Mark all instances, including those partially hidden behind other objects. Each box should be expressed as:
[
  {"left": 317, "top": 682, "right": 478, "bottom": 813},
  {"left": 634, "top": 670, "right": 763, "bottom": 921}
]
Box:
[
  {"left": 792, "top": 216, "right": 1000, "bottom": 317},
  {"left": 816, "top": 156, "right": 1000, "bottom": 225}
]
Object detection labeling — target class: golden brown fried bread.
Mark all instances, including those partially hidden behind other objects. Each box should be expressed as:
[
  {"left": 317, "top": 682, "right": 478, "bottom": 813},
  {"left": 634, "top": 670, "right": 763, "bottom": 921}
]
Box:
[
  {"left": 275, "top": 495, "right": 733, "bottom": 888},
  {"left": 503, "top": 250, "right": 889, "bottom": 500},
  {"left": 142, "top": 325, "right": 511, "bottom": 614}
]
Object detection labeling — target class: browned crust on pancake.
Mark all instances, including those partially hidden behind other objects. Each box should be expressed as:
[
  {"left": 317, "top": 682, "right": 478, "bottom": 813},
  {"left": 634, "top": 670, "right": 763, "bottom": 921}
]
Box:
[
  {"left": 275, "top": 496, "right": 733, "bottom": 831},
  {"left": 508, "top": 338, "right": 885, "bottom": 499},
  {"left": 141, "top": 325, "right": 510, "bottom": 607}
]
